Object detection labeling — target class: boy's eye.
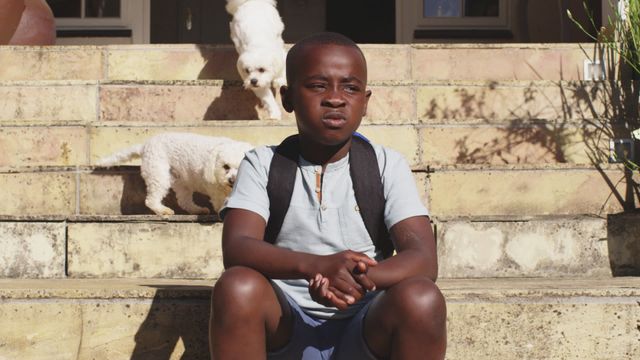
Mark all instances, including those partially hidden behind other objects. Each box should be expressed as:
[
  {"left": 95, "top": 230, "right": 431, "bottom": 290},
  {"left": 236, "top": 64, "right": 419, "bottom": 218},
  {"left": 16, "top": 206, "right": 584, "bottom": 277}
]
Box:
[
  {"left": 344, "top": 85, "right": 360, "bottom": 93},
  {"left": 306, "top": 83, "right": 326, "bottom": 90}
]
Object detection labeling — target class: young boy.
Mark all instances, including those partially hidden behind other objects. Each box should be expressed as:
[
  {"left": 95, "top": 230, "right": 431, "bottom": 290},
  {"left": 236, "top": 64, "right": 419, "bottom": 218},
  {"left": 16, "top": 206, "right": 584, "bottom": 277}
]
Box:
[{"left": 210, "top": 32, "right": 446, "bottom": 359}]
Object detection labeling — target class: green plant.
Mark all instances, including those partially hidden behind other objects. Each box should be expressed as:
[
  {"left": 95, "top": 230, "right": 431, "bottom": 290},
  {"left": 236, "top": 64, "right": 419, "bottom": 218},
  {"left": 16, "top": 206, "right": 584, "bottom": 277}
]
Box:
[{"left": 568, "top": 0, "right": 640, "bottom": 75}]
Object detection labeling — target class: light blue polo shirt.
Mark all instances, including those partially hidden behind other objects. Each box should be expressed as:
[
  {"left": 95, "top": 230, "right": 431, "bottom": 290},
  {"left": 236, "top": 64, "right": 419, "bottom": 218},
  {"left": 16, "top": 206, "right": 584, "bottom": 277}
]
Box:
[{"left": 221, "top": 142, "right": 429, "bottom": 319}]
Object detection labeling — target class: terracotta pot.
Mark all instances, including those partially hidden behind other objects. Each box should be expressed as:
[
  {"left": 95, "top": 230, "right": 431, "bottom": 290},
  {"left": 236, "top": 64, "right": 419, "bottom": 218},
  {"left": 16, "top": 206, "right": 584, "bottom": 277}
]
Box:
[
  {"left": 8, "top": 0, "right": 56, "bottom": 45},
  {"left": 0, "top": 0, "right": 25, "bottom": 44}
]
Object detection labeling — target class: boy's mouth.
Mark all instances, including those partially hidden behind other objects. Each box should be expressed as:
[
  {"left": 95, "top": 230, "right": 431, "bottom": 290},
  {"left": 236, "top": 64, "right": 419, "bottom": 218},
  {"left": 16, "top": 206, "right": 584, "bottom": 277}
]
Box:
[{"left": 322, "top": 112, "right": 346, "bottom": 128}]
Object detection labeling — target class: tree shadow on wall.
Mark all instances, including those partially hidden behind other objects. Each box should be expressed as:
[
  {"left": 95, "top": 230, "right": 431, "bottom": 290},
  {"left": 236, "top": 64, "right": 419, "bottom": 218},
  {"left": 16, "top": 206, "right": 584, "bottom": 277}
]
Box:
[
  {"left": 421, "top": 43, "right": 639, "bottom": 275},
  {"left": 129, "top": 285, "right": 212, "bottom": 360}
]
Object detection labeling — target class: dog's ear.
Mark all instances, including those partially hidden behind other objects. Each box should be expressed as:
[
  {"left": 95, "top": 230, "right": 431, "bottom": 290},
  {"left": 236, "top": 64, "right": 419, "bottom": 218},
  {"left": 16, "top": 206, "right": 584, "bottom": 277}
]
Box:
[{"left": 280, "top": 85, "right": 294, "bottom": 113}]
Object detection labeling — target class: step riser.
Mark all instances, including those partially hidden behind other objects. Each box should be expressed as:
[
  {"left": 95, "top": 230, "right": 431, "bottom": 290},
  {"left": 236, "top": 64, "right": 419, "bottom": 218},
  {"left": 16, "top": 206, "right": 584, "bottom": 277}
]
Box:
[
  {"left": 1, "top": 297, "right": 637, "bottom": 359},
  {"left": 0, "top": 299, "right": 209, "bottom": 360},
  {"left": 0, "top": 124, "right": 612, "bottom": 168},
  {"left": 68, "top": 223, "right": 224, "bottom": 279},
  {"left": 429, "top": 169, "right": 638, "bottom": 217},
  {"left": 0, "top": 45, "right": 596, "bottom": 82},
  {"left": 0, "top": 82, "right": 611, "bottom": 123},
  {"left": 2, "top": 168, "right": 635, "bottom": 217},
  {"left": 437, "top": 218, "right": 612, "bottom": 278},
  {"left": 0, "top": 222, "right": 66, "bottom": 278},
  {"left": 3, "top": 217, "right": 638, "bottom": 279},
  {"left": 0, "top": 84, "right": 97, "bottom": 122}
]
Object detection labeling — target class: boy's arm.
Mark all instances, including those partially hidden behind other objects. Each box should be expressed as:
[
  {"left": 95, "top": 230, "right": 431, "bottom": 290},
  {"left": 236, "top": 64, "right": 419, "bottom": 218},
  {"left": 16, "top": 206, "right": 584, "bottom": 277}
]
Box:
[
  {"left": 223, "top": 208, "right": 376, "bottom": 307},
  {"left": 222, "top": 208, "right": 315, "bottom": 278},
  {"left": 363, "top": 215, "right": 437, "bottom": 288}
]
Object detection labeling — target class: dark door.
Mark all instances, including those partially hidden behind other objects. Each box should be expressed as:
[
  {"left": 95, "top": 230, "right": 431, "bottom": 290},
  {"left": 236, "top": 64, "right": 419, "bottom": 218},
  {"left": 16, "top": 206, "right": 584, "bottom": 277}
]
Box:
[
  {"left": 326, "top": 0, "right": 395, "bottom": 43},
  {"left": 151, "top": 0, "right": 232, "bottom": 44}
]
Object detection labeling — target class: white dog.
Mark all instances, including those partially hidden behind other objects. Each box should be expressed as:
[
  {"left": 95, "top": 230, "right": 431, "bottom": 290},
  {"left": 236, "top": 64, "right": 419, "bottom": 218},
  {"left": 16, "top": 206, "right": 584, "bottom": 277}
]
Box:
[
  {"left": 97, "top": 132, "right": 253, "bottom": 216},
  {"left": 226, "top": 0, "right": 287, "bottom": 120}
]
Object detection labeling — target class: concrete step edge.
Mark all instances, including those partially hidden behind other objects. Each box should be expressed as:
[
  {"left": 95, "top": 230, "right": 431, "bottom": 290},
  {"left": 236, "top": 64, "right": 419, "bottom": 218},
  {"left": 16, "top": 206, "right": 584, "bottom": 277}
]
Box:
[
  {"left": 0, "top": 214, "right": 218, "bottom": 223},
  {"left": 0, "top": 79, "right": 624, "bottom": 87},
  {"left": 0, "top": 163, "right": 627, "bottom": 174},
  {"left": 0, "top": 213, "right": 613, "bottom": 223},
  {"left": 1, "top": 277, "right": 639, "bottom": 301}
]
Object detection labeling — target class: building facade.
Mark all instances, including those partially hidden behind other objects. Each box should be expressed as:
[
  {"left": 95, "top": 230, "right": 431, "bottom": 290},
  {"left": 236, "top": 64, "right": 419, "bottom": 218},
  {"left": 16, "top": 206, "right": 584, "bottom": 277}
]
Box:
[{"left": 50, "top": 0, "right": 616, "bottom": 45}]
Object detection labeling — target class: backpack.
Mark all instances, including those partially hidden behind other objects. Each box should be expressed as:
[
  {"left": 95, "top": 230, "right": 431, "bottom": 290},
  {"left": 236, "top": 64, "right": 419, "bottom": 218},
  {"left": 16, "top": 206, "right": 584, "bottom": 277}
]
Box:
[{"left": 264, "top": 134, "right": 394, "bottom": 258}]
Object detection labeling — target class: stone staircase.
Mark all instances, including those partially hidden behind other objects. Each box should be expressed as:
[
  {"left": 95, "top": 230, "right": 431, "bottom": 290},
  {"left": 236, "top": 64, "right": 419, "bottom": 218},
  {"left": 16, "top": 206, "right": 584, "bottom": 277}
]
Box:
[{"left": 0, "top": 44, "right": 639, "bottom": 359}]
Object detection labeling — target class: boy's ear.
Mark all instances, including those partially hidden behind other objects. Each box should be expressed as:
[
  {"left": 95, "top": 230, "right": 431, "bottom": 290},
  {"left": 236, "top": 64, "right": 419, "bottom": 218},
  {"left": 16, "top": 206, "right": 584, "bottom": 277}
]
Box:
[
  {"left": 362, "top": 89, "right": 372, "bottom": 116},
  {"left": 280, "top": 85, "right": 294, "bottom": 113}
]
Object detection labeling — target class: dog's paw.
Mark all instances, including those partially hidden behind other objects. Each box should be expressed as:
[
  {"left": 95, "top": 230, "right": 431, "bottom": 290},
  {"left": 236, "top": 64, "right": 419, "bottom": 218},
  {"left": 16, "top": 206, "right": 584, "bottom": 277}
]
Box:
[
  {"left": 155, "top": 208, "right": 175, "bottom": 216},
  {"left": 191, "top": 208, "right": 211, "bottom": 215},
  {"left": 266, "top": 106, "right": 282, "bottom": 120}
]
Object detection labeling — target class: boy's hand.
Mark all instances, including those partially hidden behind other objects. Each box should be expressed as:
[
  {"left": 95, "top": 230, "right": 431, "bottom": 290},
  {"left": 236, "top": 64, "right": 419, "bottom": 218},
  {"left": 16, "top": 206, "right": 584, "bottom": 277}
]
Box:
[
  {"left": 352, "top": 261, "right": 376, "bottom": 292},
  {"left": 308, "top": 274, "right": 349, "bottom": 310},
  {"left": 309, "top": 251, "right": 377, "bottom": 305}
]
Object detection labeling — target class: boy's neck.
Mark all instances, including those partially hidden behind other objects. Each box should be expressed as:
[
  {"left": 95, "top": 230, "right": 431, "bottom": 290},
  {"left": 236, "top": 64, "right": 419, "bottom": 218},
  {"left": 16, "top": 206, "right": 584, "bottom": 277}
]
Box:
[{"left": 298, "top": 135, "right": 352, "bottom": 168}]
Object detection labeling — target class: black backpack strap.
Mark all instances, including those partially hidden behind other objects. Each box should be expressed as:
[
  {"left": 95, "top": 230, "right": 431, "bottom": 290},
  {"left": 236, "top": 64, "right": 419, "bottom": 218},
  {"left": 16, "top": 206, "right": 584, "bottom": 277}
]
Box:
[
  {"left": 265, "top": 134, "right": 393, "bottom": 258},
  {"left": 264, "top": 135, "right": 299, "bottom": 244},
  {"left": 350, "top": 136, "right": 394, "bottom": 258}
]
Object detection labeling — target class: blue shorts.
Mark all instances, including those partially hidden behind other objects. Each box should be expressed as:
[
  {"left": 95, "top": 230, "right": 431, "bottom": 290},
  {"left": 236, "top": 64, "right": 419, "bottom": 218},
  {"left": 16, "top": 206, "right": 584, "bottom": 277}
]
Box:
[{"left": 268, "top": 291, "right": 381, "bottom": 360}]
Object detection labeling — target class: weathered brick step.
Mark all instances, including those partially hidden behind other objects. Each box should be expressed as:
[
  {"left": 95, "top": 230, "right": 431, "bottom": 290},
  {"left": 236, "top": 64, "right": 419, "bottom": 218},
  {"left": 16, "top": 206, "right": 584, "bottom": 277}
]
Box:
[
  {"left": 2, "top": 215, "right": 637, "bottom": 279},
  {"left": 0, "top": 80, "right": 612, "bottom": 123},
  {"left": 0, "top": 166, "right": 635, "bottom": 217},
  {"left": 0, "top": 43, "right": 597, "bottom": 82},
  {"left": 0, "top": 277, "right": 638, "bottom": 360},
  {"left": 0, "top": 123, "right": 612, "bottom": 168}
]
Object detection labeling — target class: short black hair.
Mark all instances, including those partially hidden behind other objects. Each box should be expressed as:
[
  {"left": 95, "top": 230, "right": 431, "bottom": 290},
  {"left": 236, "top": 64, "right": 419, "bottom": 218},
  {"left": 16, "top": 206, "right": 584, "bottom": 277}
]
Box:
[{"left": 285, "top": 32, "right": 366, "bottom": 85}]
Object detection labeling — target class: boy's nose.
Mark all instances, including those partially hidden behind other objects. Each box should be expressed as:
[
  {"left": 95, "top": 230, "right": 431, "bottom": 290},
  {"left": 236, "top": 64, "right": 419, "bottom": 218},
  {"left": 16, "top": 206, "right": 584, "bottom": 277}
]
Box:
[{"left": 322, "top": 96, "right": 345, "bottom": 107}]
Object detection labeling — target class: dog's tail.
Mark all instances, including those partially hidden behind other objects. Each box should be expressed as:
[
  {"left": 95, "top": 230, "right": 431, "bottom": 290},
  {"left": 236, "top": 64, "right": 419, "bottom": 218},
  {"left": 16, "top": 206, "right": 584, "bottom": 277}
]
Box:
[{"left": 96, "top": 144, "right": 144, "bottom": 167}]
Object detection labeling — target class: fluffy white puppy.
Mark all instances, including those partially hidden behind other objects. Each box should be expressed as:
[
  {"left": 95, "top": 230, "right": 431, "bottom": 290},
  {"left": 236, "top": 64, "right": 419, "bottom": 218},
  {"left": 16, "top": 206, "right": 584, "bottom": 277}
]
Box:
[
  {"left": 97, "top": 132, "right": 253, "bottom": 216},
  {"left": 227, "top": 0, "right": 286, "bottom": 120}
]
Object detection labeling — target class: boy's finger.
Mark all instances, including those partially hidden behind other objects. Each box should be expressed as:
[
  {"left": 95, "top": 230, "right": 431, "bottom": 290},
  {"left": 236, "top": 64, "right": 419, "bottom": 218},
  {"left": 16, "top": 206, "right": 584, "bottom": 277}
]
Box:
[
  {"left": 320, "top": 278, "right": 329, "bottom": 297},
  {"left": 348, "top": 253, "right": 378, "bottom": 266},
  {"left": 330, "top": 282, "right": 360, "bottom": 304},
  {"left": 354, "top": 273, "right": 376, "bottom": 291},
  {"left": 327, "top": 287, "right": 350, "bottom": 310},
  {"left": 352, "top": 261, "right": 368, "bottom": 275}
]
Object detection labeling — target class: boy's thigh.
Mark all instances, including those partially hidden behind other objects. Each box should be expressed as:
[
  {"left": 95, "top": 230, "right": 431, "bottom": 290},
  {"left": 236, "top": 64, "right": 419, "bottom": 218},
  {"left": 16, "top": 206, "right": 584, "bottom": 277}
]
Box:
[
  {"left": 268, "top": 291, "right": 381, "bottom": 360},
  {"left": 213, "top": 267, "right": 293, "bottom": 351}
]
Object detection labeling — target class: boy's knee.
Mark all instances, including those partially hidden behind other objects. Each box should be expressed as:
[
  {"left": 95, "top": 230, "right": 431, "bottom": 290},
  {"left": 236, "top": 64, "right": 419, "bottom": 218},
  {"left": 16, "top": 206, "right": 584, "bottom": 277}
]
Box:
[
  {"left": 213, "top": 266, "right": 271, "bottom": 311},
  {"left": 386, "top": 277, "right": 446, "bottom": 331}
]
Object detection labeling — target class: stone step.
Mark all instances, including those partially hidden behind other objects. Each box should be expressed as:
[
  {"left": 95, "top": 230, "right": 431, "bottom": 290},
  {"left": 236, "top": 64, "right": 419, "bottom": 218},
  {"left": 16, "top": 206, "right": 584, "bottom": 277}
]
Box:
[
  {"left": 0, "top": 44, "right": 598, "bottom": 82},
  {"left": 0, "top": 277, "right": 638, "bottom": 359},
  {"left": 2, "top": 215, "right": 638, "bottom": 279},
  {"left": 0, "top": 122, "right": 613, "bottom": 168},
  {"left": 0, "top": 165, "right": 635, "bottom": 217},
  {"left": 0, "top": 80, "right": 612, "bottom": 123}
]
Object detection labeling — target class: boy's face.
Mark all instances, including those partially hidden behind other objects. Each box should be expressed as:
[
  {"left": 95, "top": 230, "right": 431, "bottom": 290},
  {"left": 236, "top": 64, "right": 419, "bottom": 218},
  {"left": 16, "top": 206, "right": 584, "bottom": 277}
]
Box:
[{"left": 281, "top": 44, "right": 371, "bottom": 147}]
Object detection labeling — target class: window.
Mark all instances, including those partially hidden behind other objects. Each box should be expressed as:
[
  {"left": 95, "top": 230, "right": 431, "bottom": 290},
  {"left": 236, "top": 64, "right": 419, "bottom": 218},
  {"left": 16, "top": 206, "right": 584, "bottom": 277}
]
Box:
[
  {"left": 423, "top": 0, "right": 499, "bottom": 17},
  {"left": 47, "top": 0, "right": 149, "bottom": 43},
  {"left": 48, "top": 0, "right": 122, "bottom": 21},
  {"left": 397, "top": 0, "right": 511, "bottom": 42}
]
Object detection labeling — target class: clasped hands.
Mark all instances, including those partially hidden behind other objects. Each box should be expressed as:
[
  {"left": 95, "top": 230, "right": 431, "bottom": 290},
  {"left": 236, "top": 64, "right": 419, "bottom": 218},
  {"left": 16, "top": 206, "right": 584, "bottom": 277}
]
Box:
[{"left": 307, "top": 250, "right": 377, "bottom": 310}]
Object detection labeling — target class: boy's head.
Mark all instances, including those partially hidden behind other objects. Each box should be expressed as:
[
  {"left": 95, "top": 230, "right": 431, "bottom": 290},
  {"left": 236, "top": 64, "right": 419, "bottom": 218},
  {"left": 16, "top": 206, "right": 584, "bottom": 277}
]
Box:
[{"left": 281, "top": 32, "right": 371, "bottom": 147}]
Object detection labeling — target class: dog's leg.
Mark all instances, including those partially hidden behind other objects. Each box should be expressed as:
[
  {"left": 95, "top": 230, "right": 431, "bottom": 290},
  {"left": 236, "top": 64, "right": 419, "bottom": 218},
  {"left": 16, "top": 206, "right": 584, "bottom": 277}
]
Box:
[
  {"left": 252, "top": 86, "right": 281, "bottom": 120},
  {"left": 174, "top": 183, "right": 210, "bottom": 215},
  {"left": 142, "top": 161, "right": 175, "bottom": 216}
]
